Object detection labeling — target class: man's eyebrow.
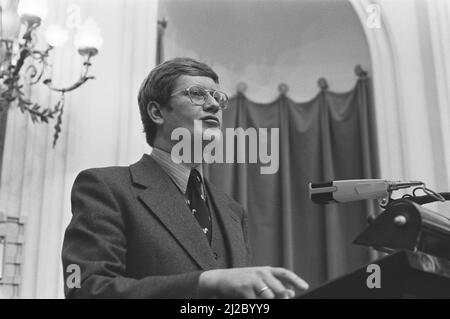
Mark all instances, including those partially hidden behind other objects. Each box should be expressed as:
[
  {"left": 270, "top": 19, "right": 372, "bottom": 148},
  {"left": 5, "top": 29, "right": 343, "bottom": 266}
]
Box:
[{"left": 189, "top": 83, "right": 219, "bottom": 89}]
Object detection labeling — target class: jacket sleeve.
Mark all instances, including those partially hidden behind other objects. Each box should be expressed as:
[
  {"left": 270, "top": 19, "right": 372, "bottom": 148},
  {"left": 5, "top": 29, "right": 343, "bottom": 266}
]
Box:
[{"left": 62, "top": 169, "right": 203, "bottom": 299}]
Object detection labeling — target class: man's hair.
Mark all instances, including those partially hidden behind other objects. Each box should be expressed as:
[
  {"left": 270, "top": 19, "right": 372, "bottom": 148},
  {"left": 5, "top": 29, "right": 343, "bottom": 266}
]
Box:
[{"left": 137, "top": 57, "right": 219, "bottom": 146}]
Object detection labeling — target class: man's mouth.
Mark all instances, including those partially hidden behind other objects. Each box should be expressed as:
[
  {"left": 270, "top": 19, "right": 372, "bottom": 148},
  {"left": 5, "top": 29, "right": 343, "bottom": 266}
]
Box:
[{"left": 201, "top": 116, "right": 220, "bottom": 127}]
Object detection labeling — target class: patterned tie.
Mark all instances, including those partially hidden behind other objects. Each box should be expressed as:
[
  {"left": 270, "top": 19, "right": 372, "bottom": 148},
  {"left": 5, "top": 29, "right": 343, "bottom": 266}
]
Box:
[{"left": 186, "top": 169, "right": 212, "bottom": 244}]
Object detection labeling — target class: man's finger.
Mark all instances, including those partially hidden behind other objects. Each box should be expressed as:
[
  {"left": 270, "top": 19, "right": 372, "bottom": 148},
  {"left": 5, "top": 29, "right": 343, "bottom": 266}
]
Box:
[
  {"left": 261, "top": 273, "right": 294, "bottom": 298},
  {"left": 255, "top": 283, "right": 275, "bottom": 299},
  {"left": 271, "top": 267, "right": 309, "bottom": 291}
]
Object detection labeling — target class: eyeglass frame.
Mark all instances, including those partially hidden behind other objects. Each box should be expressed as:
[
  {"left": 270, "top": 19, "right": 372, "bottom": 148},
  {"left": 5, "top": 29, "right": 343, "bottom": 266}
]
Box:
[{"left": 170, "top": 85, "right": 229, "bottom": 109}]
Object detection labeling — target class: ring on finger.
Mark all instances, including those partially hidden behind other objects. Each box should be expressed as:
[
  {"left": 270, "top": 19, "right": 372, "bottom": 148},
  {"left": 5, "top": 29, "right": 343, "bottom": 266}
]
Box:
[{"left": 256, "top": 286, "right": 270, "bottom": 296}]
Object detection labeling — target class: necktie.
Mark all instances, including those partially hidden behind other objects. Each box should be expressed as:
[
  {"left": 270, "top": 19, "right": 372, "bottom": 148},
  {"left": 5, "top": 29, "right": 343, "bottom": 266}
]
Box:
[{"left": 186, "top": 169, "right": 212, "bottom": 244}]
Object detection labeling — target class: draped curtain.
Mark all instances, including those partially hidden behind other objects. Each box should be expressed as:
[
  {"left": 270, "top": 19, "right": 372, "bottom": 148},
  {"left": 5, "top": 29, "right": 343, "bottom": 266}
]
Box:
[{"left": 205, "top": 74, "right": 380, "bottom": 287}]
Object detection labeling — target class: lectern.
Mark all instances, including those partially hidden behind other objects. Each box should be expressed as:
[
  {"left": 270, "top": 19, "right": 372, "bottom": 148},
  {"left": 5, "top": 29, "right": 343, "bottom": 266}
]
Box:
[
  {"left": 300, "top": 250, "right": 450, "bottom": 298},
  {"left": 301, "top": 197, "right": 450, "bottom": 298}
]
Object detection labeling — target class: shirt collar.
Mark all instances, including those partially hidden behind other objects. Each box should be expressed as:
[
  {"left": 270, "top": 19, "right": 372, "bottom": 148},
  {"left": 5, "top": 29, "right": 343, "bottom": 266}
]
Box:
[{"left": 150, "top": 147, "right": 203, "bottom": 195}]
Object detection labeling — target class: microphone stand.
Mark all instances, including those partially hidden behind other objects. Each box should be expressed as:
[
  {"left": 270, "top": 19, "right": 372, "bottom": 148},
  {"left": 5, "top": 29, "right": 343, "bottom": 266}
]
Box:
[{"left": 402, "top": 192, "right": 450, "bottom": 205}]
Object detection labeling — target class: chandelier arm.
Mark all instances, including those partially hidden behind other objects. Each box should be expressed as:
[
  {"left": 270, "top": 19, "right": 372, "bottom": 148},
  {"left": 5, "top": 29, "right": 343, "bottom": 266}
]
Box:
[
  {"left": 43, "top": 75, "right": 95, "bottom": 93},
  {"left": 11, "top": 47, "right": 31, "bottom": 78},
  {"left": 30, "top": 45, "right": 53, "bottom": 63},
  {"left": 32, "top": 45, "right": 53, "bottom": 58},
  {"left": 22, "top": 46, "right": 53, "bottom": 85},
  {"left": 26, "top": 63, "right": 44, "bottom": 85},
  {"left": 10, "top": 18, "right": 44, "bottom": 79},
  {"left": 42, "top": 56, "right": 95, "bottom": 93}
]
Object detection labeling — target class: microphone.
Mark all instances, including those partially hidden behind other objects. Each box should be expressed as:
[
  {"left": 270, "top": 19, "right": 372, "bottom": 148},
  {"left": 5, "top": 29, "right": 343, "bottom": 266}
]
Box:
[{"left": 309, "top": 179, "right": 423, "bottom": 204}]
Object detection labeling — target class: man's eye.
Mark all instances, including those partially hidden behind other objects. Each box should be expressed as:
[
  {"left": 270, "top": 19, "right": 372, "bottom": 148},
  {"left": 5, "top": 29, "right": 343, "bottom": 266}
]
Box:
[{"left": 190, "top": 88, "right": 204, "bottom": 97}]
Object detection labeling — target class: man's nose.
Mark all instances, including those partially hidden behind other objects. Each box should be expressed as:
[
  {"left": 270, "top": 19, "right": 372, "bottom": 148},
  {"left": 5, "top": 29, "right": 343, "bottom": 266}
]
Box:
[{"left": 203, "top": 94, "right": 220, "bottom": 113}]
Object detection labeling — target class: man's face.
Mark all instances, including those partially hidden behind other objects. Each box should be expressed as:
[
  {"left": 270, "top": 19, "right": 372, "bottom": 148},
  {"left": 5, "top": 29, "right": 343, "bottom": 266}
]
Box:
[{"left": 160, "top": 75, "right": 223, "bottom": 148}]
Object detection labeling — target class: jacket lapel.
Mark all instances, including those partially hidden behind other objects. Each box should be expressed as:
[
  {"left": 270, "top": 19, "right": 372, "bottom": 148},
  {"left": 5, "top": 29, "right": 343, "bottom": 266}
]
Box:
[
  {"left": 130, "top": 155, "right": 216, "bottom": 270},
  {"left": 205, "top": 180, "right": 248, "bottom": 268}
]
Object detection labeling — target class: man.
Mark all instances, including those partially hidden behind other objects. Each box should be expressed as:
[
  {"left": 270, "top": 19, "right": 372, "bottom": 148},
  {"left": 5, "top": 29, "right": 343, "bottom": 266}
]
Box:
[{"left": 62, "top": 57, "right": 308, "bottom": 298}]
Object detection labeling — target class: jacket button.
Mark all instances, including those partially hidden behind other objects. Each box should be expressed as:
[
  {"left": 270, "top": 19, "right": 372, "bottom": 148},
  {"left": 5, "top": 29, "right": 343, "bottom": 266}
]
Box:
[{"left": 213, "top": 252, "right": 218, "bottom": 260}]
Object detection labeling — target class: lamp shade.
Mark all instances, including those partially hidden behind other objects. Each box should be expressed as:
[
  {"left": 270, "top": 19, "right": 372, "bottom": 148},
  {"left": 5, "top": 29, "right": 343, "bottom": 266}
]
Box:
[
  {"left": 73, "top": 17, "right": 103, "bottom": 53},
  {"left": 74, "top": 17, "right": 103, "bottom": 55},
  {"left": 45, "top": 24, "right": 68, "bottom": 47},
  {"left": 17, "top": 0, "right": 48, "bottom": 20}
]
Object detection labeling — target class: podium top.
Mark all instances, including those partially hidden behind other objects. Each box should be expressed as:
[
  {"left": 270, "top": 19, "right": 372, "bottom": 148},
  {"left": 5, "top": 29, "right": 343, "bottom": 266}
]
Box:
[{"left": 299, "top": 250, "right": 450, "bottom": 299}]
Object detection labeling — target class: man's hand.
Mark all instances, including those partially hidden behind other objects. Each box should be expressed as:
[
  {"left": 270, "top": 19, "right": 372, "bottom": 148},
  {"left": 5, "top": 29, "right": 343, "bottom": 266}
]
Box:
[{"left": 198, "top": 266, "right": 309, "bottom": 299}]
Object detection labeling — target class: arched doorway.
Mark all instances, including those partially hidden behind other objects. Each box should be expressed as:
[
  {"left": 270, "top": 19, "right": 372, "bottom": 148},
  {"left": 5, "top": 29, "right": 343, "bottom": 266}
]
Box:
[{"left": 158, "top": 0, "right": 377, "bottom": 285}]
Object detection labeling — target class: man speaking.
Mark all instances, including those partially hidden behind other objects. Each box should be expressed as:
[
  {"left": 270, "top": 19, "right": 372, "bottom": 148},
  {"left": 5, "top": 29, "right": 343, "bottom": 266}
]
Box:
[{"left": 62, "top": 57, "right": 308, "bottom": 299}]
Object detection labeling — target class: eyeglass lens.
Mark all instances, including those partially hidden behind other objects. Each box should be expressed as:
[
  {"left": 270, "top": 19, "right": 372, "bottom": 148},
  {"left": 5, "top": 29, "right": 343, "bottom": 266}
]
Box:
[{"left": 189, "top": 86, "right": 227, "bottom": 108}]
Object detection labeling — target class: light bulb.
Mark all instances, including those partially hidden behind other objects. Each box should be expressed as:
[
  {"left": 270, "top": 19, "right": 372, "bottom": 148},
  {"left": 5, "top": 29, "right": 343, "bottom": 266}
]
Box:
[
  {"left": 73, "top": 17, "right": 102, "bottom": 56},
  {"left": 17, "top": 0, "right": 48, "bottom": 21},
  {"left": 45, "top": 24, "right": 68, "bottom": 47}
]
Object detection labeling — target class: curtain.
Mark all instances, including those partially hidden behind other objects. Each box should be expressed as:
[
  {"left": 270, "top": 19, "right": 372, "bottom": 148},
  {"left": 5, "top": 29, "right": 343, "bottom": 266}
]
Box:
[{"left": 205, "top": 75, "right": 380, "bottom": 288}]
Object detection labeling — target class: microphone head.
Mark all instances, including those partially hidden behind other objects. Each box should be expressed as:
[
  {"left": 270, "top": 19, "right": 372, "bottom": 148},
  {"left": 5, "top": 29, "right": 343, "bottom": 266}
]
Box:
[{"left": 309, "top": 182, "right": 337, "bottom": 204}]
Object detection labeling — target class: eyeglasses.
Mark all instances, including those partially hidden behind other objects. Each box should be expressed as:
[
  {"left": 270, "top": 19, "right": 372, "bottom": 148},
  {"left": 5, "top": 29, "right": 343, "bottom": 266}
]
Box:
[{"left": 170, "top": 85, "right": 229, "bottom": 109}]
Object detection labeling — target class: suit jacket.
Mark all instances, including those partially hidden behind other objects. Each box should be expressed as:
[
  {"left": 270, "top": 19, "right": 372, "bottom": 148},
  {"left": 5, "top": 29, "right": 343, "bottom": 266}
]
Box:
[{"left": 62, "top": 154, "right": 252, "bottom": 298}]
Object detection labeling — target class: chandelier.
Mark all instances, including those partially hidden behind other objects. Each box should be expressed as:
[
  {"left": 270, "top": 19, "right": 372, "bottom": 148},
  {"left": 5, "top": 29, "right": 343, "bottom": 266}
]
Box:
[{"left": 0, "top": 0, "right": 102, "bottom": 146}]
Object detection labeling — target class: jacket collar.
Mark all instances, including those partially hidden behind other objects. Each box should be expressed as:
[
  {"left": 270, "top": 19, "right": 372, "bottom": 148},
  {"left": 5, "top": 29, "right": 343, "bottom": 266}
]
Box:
[
  {"left": 150, "top": 148, "right": 204, "bottom": 195},
  {"left": 130, "top": 154, "right": 248, "bottom": 268},
  {"left": 130, "top": 154, "right": 216, "bottom": 270}
]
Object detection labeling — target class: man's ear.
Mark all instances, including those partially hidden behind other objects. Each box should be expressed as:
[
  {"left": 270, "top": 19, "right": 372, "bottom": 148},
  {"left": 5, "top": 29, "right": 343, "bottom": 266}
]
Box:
[{"left": 146, "top": 101, "right": 164, "bottom": 125}]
